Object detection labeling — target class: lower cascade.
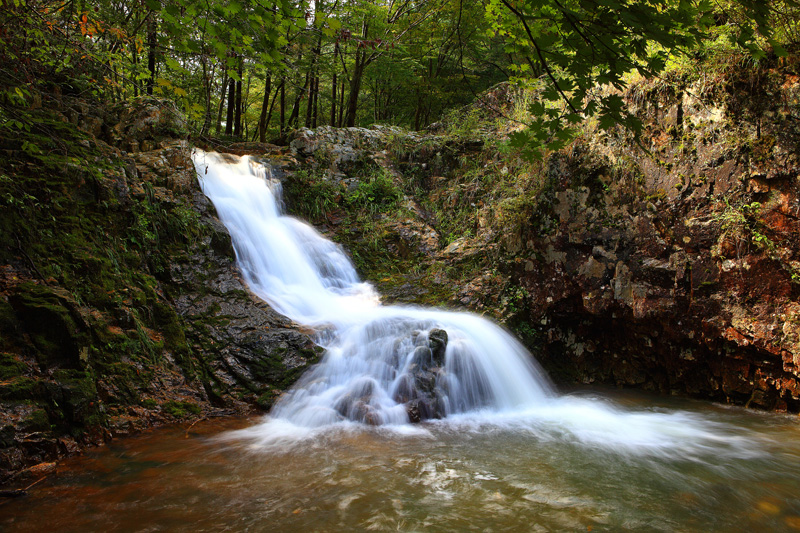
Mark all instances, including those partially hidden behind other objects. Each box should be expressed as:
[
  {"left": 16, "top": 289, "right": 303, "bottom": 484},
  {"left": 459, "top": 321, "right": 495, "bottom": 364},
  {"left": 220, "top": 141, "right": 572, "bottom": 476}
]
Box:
[{"left": 193, "top": 150, "right": 764, "bottom": 457}]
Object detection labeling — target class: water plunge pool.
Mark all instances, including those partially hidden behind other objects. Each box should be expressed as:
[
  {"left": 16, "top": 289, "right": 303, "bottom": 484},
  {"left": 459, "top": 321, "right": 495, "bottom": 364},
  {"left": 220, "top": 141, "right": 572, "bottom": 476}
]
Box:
[{"left": 2, "top": 389, "right": 799, "bottom": 532}]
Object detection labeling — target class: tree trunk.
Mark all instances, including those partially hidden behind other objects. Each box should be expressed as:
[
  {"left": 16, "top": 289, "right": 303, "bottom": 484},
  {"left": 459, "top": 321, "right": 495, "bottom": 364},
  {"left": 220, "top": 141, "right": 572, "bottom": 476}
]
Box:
[
  {"left": 258, "top": 74, "right": 272, "bottom": 142},
  {"left": 345, "top": 57, "right": 364, "bottom": 127},
  {"left": 373, "top": 81, "right": 378, "bottom": 121},
  {"left": 338, "top": 78, "right": 345, "bottom": 127},
  {"left": 279, "top": 77, "right": 286, "bottom": 141},
  {"left": 200, "top": 56, "right": 214, "bottom": 135},
  {"left": 264, "top": 82, "right": 281, "bottom": 139},
  {"left": 312, "top": 77, "right": 319, "bottom": 128},
  {"left": 330, "top": 72, "right": 337, "bottom": 126},
  {"left": 146, "top": 13, "right": 157, "bottom": 96},
  {"left": 233, "top": 59, "right": 243, "bottom": 137},
  {"left": 131, "top": 40, "right": 139, "bottom": 97},
  {"left": 304, "top": 72, "right": 314, "bottom": 128},
  {"left": 243, "top": 70, "right": 251, "bottom": 139},
  {"left": 215, "top": 69, "right": 229, "bottom": 135},
  {"left": 413, "top": 88, "right": 421, "bottom": 131},
  {"left": 289, "top": 73, "right": 309, "bottom": 129},
  {"left": 344, "top": 20, "right": 369, "bottom": 127},
  {"left": 225, "top": 76, "right": 235, "bottom": 135},
  {"left": 330, "top": 41, "right": 339, "bottom": 126}
]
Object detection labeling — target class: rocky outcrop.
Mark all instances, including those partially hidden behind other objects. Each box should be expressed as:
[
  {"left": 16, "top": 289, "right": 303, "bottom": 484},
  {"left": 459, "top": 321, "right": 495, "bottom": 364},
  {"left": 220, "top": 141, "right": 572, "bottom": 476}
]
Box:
[
  {"left": 167, "top": 183, "right": 322, "bottom": 411},
  {"left": 0, "top": 100, "right": 319, "bottom": 483},
  {"left": 486, "top": 67, "right": 800, "bottom": 411}
]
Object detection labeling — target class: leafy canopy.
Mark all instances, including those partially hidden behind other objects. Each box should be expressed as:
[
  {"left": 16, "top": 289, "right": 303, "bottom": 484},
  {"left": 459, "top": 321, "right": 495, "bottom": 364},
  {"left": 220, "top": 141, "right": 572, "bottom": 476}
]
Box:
[{"left": 486, "top": 0, "right": 782, "bottom": 158}]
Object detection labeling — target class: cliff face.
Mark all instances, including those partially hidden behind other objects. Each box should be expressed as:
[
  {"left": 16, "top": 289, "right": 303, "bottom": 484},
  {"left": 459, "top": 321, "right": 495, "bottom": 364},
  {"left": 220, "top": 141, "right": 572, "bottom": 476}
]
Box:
[
  {"left": 0, "top": 99, "right": 319, "bottom": 483},
  {"left": 502, "top": 66, "right": 800, "bottom": 411},
  {"left": 279, "top": 61, "right": 800, "bottom": 412}
]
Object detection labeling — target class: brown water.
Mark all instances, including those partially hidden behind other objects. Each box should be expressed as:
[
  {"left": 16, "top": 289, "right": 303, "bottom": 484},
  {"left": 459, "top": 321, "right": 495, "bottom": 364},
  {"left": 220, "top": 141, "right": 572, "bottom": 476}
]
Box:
[{"left": 2, "top": 389, "right": 800, "bottom": 532}]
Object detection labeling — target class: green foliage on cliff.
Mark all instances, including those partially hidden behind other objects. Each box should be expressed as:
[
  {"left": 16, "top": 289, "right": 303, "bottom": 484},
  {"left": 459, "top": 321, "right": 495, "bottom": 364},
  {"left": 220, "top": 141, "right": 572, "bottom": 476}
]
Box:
[{"left": 491, "top": 0, "right": 787, "bottom": 157}]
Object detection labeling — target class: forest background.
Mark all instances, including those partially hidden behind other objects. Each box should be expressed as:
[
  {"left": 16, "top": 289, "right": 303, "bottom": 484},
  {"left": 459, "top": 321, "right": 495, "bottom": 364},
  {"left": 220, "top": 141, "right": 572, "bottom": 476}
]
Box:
[{"left": 2, "top": 0, "right": 797, "bottom": 161}]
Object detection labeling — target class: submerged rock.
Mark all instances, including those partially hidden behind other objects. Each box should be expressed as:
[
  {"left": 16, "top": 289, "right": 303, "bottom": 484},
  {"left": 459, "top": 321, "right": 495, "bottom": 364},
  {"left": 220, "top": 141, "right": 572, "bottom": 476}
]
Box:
[{"left": 398, "top": 329, "right": 449, "bottom": 422}]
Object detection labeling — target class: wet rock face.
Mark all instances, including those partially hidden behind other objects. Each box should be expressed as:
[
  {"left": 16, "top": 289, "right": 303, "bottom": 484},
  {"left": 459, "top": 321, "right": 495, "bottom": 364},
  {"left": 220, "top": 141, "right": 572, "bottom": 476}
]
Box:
[
  {"left": 395, "top": 328, "right": 449, "bottom": 423},
  {"left": 159, "top": 158, "right": 323, "bottom": 412}
]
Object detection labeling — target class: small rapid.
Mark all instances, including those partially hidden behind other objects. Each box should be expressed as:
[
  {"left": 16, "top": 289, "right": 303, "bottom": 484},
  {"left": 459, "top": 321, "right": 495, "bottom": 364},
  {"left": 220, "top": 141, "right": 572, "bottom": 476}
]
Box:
[{"left": 193, "top": 150, "right": 763, "bottom": 456}]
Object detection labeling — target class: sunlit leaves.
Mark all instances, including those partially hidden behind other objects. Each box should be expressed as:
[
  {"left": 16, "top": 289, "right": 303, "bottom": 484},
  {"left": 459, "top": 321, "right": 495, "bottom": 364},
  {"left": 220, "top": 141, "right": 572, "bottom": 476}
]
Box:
[{"left": 489, "top": 0, "right": 777, "bottom": 158}]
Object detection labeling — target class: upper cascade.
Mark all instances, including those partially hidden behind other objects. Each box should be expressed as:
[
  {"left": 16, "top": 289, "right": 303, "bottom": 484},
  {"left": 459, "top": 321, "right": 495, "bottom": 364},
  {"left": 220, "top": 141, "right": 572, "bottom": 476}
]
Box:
[{"left": 193, "top": 150, "right": 554, "bottom": 426}]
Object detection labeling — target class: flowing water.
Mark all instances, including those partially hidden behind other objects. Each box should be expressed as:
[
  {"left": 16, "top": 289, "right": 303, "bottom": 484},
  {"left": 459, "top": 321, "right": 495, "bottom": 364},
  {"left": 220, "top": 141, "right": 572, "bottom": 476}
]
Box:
[
  {"left": 3, "top": 151, "right": 799, "bottom": 531},
  {"left": 193, "top": 150, "right": 557, "bottom": 427},
  {"left": 1, "top": 394, "right": 800, "bottom": 532}
]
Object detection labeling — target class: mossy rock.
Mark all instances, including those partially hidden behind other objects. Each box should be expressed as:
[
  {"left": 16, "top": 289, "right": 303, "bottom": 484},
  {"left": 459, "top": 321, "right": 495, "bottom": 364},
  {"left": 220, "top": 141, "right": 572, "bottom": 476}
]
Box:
[
  {"left": 0, "top": 377, "right": 43, "bottom": 401},
  {"left": 109, "top": 97, "right": 188, "bottom": 144},
  {"left": 8, "top": 283, "right": 89, "bottom": 369},
  {"left": 0, "top": 424, "right": 15, "bottom": 448},
  {"left": 21, "top": 408, "right": 51, "bottom": 432},
  {"left": 0, "top": 298, "right": 19, "bottom": 340},
  {"left": 255, "top": 389, "right": 278, "bottom": 410},
  {"left": 242, "top": 339, "right": 322, "bottom": 390},
  {"left": 152, "top": 300, "right": 189, "bottom": 356},
  {"left": 52, "top": 369, "right": 101, "bottom": 427},
  {"left": 140, "top": 398, "right": 157, "bottom": 409},
  {"left": 162, "top": 400, "right": 201, "bottom": 418},
  {"left": 0, "top": 353, "right": 26, "bottom": 379}
]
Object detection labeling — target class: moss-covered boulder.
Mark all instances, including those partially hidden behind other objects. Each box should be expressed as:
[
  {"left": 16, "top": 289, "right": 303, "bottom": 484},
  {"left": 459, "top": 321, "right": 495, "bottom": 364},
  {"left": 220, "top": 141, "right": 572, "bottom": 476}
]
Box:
[{"left": 8, "top": 283, "right": 89, "bottom": 369}]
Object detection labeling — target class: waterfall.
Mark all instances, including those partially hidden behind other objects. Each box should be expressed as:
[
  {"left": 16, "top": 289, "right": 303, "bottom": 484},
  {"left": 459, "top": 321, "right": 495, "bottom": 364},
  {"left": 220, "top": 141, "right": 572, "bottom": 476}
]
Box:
[
  {"left": 193, "top": 150, "right": 554, "bottom": 427},
  {"left": 193, "top": 149, "right": 765, "bottom": 461}
]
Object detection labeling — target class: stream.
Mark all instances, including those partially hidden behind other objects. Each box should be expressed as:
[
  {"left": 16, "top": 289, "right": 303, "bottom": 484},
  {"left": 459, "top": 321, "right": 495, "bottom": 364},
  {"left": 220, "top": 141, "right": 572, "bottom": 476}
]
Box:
[{"left": 1, "top": 391, "right": 799, "bottom": 531}]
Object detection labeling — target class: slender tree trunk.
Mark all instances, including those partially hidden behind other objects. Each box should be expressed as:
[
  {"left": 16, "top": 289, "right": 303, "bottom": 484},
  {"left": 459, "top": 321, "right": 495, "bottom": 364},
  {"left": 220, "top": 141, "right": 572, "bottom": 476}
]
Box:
[
  {"left": 243, "top": 71, "right": 251, "bottom": 139},
  {"left": 373, "top": 82, "right": 378, "bottom": 121},
  {"left": 312, "top": 77, "right": 319, "bottom": 128},
  {"left": 304, "top": 72, "right": 314, "bottom": 128},
  {"left": 330, "top": 41, "right": 340, "bottom": 126},
  {"left": 146, "top": 13, "right": 157, "bottom": 95},
  {"left": 345, "top": 20, "right": 369, "bottom": 127},
  {"left": 264, "top": 82, "right": 281, "bottom": 138},
  {"left": 215, "top": 69, "right": 229, "bottom": 135},
  {"left": 345, "top": 58, "right": 365, "bottom": 127},
  {"left": 234, "top": 59, "right": 243, "bottom": 137},
  {"left": 258, "top": 74, "right": 272, "bottom": 142},
  {"left": 304, "top": 41, "right": 323, "bottom": 127},
  {"left": 338, "top": 78, "right": 345, "bottom": 126},
  {"left": 289, "top": 73, "right": 309, "bottom": 128},
  {"left": 279, "top": 77, "right": 286, "bottom": 141},
  {"left": 330, "top": 72, "right": 337, "bottom": 126},
  {"left": 200, "top": 56, "right": 214, "bottom": 135},
  {"left": 305, "top": 0, "right": 323, "bottom": 128},
  {"left": 225, "top": 76, "right": 235, "bottom": 135},
  {"left": 131, "top": 40, "right": 139, "bottom": 97},
  {"left": 413, "top": 88, "right": 421, "bottom": 131}
]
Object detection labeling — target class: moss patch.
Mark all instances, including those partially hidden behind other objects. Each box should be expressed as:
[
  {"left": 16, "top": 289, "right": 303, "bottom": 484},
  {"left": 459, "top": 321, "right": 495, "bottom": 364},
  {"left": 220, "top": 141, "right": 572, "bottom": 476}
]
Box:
[
  {"left": 0, "top": 353, "right": 25, "bottom": 379},
  {"left": 162, "top": 400, "right": 201, "bottom": 418}
]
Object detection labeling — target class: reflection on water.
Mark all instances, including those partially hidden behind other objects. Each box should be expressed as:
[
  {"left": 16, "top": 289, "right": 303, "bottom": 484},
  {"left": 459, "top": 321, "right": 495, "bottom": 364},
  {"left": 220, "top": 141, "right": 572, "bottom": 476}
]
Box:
[{"left": 2, "top": 389, "right": 800, "bottom": 532}]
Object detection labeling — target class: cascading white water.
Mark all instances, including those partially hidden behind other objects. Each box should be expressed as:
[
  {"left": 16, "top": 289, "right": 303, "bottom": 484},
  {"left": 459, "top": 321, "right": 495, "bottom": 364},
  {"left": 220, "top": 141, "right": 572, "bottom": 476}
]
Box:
[
  {"left": 193, "top": 150, "right": 761, "bottom": 456},
  {"left": 193, "top": 150, "right": 553, "bottom": 427}
]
